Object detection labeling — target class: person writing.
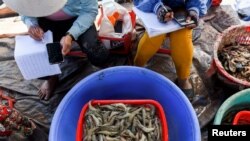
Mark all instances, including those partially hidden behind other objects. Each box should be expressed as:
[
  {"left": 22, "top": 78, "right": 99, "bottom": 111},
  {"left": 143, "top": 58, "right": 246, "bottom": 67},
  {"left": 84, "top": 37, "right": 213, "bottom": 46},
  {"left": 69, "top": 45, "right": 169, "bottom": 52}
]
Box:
[
  {"left": 3, "top": 0, "right": 109, "bottom": 100},
  {"left": 133, "top": 0, "right": 211, "bottom": 100}
]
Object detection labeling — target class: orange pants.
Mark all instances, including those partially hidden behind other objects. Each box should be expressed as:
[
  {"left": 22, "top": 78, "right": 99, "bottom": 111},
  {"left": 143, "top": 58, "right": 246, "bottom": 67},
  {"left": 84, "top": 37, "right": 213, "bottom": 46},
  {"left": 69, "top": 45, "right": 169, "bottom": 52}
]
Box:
[{"left": 134, "top": 28, "right": 193, "bottom": 79}]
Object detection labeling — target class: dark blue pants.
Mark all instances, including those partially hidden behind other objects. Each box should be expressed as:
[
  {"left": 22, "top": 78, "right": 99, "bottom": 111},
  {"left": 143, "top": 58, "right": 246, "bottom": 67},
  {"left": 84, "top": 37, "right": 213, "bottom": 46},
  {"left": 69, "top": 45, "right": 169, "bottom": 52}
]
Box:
[{"left": 38, "top": 17, "right": 109, "bottom": 66}]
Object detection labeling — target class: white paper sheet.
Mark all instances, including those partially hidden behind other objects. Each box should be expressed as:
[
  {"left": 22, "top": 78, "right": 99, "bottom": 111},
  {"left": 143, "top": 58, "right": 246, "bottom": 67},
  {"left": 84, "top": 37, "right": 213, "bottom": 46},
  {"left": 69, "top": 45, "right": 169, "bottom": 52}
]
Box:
[
  {"left": 14, "top": 31, "right": 61, "bottom": 80},
  {"left": 133, "top": 7, "right": 183, "bottom": 37}
]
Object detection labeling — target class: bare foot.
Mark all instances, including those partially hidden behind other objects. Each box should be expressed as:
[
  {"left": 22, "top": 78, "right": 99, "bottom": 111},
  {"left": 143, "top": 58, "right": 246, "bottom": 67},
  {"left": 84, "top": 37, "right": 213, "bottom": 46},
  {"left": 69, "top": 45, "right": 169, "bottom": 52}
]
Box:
[
  {"left": 177, "top": 78, "right": 192, "bottom": 90},
  {"left": 177, "top": 78, "right": 194, "bottom": 100},
  {"left": 38, "top": 76, "right": 58, "bottom": 100}
]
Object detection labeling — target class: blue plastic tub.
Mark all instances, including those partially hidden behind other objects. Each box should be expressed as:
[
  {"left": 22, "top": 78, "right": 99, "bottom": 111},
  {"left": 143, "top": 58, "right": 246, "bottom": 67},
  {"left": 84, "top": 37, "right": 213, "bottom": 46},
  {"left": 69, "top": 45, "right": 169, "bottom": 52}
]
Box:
[{"left": 49, "top": 66, "right": 200, "bottom": 141}]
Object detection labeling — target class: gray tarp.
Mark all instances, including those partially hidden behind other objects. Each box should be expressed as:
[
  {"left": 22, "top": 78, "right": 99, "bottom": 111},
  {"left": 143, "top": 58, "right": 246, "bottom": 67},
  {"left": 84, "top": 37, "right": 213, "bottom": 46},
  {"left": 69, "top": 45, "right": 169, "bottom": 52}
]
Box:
[{"left": 0, "top": 3, "right": 242, "bottom": 141}]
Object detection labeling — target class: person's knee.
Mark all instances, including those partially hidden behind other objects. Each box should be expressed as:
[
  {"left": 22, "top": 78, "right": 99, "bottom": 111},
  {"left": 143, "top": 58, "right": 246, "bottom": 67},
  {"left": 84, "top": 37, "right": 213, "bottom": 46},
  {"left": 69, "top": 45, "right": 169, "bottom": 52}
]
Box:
[
  {"left": 169, "top": 28, "right": 193, "bottom": 48},
  {"left": 171, "top": 28, "right": 192, "bottom": 38},
  {"left": 78, "top": 26, "right": 109, "bottom": 67},
  {"left": 83, "top": 41, "right": 109, "bottom": 67}
]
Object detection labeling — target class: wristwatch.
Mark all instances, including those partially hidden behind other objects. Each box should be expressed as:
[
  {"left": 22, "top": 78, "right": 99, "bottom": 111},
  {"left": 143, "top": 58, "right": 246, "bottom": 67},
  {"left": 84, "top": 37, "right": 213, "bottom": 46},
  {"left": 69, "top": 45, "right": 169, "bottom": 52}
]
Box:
[{"left": 66, "top": 32, "right": 75, "bottom": 41}]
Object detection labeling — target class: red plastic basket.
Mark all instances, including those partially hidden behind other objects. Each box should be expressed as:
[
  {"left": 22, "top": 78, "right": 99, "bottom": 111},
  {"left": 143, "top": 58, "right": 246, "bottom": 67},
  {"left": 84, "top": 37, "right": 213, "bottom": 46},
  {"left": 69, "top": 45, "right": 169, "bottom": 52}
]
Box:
[
  {"left": 233, "top": 111, "right": 250, "bottom": 125},
  {"left": 206, "top": 25, "right": 250, "bottom": 89},
  {"left": 76, "top": 99, "right": 168, "bottom": 141}
]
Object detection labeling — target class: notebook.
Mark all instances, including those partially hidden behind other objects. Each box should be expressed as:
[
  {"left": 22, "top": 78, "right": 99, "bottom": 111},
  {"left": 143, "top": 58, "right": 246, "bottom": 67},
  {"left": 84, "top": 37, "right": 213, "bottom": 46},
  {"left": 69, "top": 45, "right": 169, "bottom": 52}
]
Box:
[
  {"left": 14, "top": 31, "right": 61, "bottom": 80},
  {"left": 133, "top": 7, "right": 183, "bottom": 37}
]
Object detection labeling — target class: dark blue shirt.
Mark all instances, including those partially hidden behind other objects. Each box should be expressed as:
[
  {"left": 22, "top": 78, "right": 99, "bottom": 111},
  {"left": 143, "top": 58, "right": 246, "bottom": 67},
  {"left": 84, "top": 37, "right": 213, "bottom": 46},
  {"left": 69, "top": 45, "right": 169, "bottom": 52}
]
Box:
[{"left": 134, "top": 0, "right": 212, "bottom": 17}]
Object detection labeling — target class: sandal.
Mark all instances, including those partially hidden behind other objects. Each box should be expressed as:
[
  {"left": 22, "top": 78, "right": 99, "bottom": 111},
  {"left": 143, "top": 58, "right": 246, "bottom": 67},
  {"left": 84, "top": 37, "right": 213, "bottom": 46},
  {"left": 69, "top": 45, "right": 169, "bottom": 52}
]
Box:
[
  {"left": 174, "top": 79, "right": 195, "bottom": 101},
  {"left": 181, "top": 88, "right": 195, "bottom": 101}
]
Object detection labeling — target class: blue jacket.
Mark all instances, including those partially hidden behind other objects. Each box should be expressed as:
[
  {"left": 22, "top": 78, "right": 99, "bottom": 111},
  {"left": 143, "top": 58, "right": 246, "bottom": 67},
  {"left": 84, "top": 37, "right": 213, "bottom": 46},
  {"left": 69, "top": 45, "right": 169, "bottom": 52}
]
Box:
[
  {"left": 21, "top": 0, "right": 98, "bottom": 40},
  {"left": 134, "top": 0, "right": 212, "bottom": 17}
]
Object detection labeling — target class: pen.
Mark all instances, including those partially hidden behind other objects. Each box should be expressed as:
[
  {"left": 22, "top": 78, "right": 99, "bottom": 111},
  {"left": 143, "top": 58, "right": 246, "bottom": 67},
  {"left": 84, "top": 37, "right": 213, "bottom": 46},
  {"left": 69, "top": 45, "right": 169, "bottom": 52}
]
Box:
[{"left": 41, "top": 37, "right": 46, "bottom": 43}]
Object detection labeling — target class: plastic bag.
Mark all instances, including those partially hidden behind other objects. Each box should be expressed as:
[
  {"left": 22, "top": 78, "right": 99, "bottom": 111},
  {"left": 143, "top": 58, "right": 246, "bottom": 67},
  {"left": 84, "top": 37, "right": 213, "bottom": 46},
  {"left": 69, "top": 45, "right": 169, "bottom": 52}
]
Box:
[
  {"left": 99, "top": 0, "right": 133, "bottom": 38},
  {"left": 235, "top": 0, "right": 250, "bottom": 21}
]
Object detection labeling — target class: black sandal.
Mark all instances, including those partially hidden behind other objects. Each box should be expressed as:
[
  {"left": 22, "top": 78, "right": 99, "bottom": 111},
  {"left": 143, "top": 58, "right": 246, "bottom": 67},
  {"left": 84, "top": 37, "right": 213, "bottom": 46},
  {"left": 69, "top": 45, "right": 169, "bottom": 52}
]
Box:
[
  {"left": 180, "top": 88, "right": 195, "bottom": 101},
  {"left": 174, "top": 79, "right": 195, "bottom": 101}
]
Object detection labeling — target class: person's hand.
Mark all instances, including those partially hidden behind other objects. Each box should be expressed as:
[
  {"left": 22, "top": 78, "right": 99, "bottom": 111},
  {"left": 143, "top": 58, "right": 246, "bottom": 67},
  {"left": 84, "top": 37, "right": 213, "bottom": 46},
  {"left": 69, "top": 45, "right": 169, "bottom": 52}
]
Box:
[
  {"left": 28, "top": 26, "right": 44, "bottom": 41},
  {"left": 60, "top": 34, "right": 73, "bottom": 55},
  {"left": 156, "top": 5, "right": 174, "bottom": 23},
  {"left": 186, "top": 10, "right": 199, "bottom": 29}
]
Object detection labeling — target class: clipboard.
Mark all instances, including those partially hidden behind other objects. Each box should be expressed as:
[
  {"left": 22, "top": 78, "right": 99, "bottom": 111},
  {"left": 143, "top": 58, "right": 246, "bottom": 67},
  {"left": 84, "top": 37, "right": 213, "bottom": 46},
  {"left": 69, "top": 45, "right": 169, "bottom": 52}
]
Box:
[{"left": 173, "top": 9, "right": 195, "bottom": 27}]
